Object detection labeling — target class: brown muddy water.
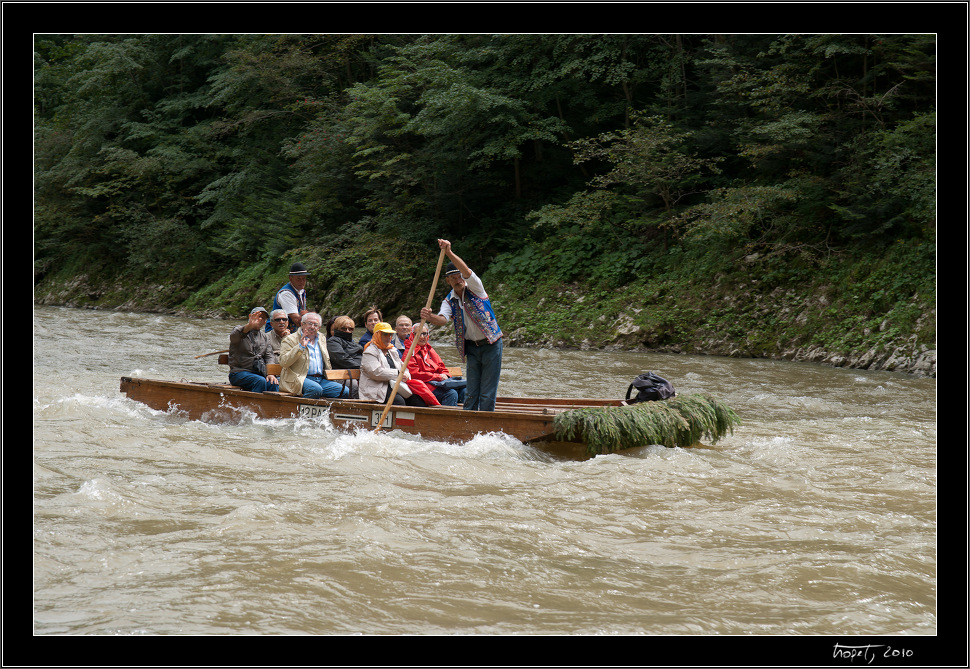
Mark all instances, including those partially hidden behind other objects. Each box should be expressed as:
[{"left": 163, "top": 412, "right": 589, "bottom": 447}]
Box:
[{"left": 32, "top": 305, "right": 940, "bottom": 650}]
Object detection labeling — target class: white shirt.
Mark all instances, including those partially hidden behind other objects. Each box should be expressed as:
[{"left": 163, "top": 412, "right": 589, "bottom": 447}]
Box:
[
  {"left": 438, "top": 271, "right": 488, "bottom": 341},
  {"left": 277, "top": 286, "right": 306, "bottom": 316}
]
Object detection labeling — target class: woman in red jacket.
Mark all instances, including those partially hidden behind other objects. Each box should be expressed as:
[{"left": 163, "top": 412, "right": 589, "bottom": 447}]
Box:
[{"left": 406, "top": 325, "right": 464, "bottom": 407}]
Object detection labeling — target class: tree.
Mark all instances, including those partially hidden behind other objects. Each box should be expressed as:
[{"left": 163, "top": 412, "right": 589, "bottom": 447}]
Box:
[
  {"left": 686, "top": 34, "right": 936, "bottom": 251},
  {"left": 569, "top": 111, "right": 722, "bottom": 246}
]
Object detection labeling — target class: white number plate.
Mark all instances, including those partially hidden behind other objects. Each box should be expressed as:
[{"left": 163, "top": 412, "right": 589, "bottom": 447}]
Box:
[
  {"left": 298, "top": 404, "right": 327, "bottom": 420},
  {"left": 371, "top": 410, "right": 392, "bottom": 428}
]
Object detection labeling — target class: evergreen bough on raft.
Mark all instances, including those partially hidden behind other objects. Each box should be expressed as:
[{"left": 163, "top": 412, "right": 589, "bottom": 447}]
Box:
[{"left": 553, "top": 394, "right": 741, "bottom": 455}]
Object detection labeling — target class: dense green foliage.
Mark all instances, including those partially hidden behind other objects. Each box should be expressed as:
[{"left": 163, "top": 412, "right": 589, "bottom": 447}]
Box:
[{"left": 34, "top": 34, "right": 936, "bottom": 372}]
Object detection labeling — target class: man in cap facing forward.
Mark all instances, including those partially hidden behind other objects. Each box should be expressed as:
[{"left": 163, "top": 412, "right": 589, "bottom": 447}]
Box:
[{"left": 228, "top": 307, "right": 280, "bottom": 393}]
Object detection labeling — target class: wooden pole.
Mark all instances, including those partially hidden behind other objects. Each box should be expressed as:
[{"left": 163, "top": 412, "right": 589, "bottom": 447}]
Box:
[
  {"left": 194, "top": 349, "right": 229, "bottom": 359},
  {"left": 374, "top": 246, "right": 447, "bottom": 433}
]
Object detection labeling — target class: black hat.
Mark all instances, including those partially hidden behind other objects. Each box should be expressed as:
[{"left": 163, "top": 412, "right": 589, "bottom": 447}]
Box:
[
  {"left": 444, "top": 262, "right": 460, "bottom": 276},
  {"left": 289, "top": 262, "right": 309, "bottom": 276}
]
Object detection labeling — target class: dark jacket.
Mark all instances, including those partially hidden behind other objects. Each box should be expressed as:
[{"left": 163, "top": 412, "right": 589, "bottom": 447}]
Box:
[
  {"left": 228, "top": 324, "right": 276, "bottom": 375},
  {"left": 326, "top": 333, "right": 363, "bottom": 369}
]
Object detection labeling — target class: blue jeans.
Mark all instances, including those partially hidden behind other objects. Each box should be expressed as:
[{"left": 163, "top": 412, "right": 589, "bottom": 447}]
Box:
[
  {"left": 303, "top": 375, "right": 349, "bottom": 399},
  {"left": 463, "top": 338, "right": 502, "bottom": 411},
  {"left": 434, "top": 387, "right": 459, "bottom": 407},
  {"left": 229, "top": 371, "right": 279, "bottom": 393},
  {"left": 408, "top": 387, "right": 459, "bottom": 407}
]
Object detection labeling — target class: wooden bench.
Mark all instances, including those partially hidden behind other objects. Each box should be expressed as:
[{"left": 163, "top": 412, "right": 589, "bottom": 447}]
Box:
[
  {"left": 218, "top": 354, "right": 282, "bottom": 376},
  {"left": 325, "top": 368, "right": 359, "bottom": 397}
]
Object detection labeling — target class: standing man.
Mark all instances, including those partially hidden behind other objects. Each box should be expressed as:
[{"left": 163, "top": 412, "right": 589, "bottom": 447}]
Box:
[
  {"left": 267, "top": 262, "right": 309, "bottom": 332},
  {"left": 228, "top": 307, "right": 280, "bottom": 393},
  {"left": 420, "top": 239, "right": 503, "bottom": 411}
]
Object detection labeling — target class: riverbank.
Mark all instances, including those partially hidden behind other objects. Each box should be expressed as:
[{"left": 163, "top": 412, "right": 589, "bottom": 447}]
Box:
[
  {"left": 33, "top": 237, "right": 936, "bottom": 378},
  {"left": 490, "top": 236, "right": 936, "bottom": 378},
  {"left": 499, "top": 285, "right": 936, "bottom": 378}
]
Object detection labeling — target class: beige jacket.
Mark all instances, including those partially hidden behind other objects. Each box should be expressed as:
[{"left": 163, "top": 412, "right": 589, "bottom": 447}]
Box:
[
  {"left": 278, "top": 329, "right": 333, "bottom": 396},
  {"left": 359, "top": 344, "right": 411, "bottom": 402}
]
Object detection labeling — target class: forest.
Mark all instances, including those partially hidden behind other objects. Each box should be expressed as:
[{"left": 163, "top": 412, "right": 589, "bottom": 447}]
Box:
[{"left": 33, "top": 34, "right": 937, "bottom": 375}]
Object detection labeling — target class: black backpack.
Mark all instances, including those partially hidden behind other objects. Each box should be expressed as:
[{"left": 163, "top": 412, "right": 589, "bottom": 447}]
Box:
[{"left": 625, "top": 372, "right": 676, "bottom": 404}]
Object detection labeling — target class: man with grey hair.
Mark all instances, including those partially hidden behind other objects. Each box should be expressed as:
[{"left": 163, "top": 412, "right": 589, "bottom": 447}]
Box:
[
  {"left": 278, "top": 312, "right": 349, "bottom": 399},
  {"left": 268, "top": 308, "right": 291, "bottom": 359}
]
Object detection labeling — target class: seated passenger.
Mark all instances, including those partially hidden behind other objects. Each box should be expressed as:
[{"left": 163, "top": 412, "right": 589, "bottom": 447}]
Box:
[
  {"left": 358, "top": 307, "right": 382, "bottom": 346},
  {"left": 278, "top": 312, "right": 349, "bottom": 399},
  {"left": 405, "top": 324, "right": 462, "bottom": 407},
  {"left": 268, "top": 308, "right": 291, "bottom": 360},
  {"left": 392, "top": 314, "right": 413, "bottom": 358},
  {"left": 327, "top": 315, "right": 363, "bottom": 370},
  {"left": 228, "top": 307, "right": 280, "bottom": 392},
  {"left": 359, "top": 322, "right": 415, "bottom": 405}
]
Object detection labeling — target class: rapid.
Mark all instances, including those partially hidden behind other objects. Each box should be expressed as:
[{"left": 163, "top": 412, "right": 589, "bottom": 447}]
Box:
[{"left": 32, "top": 305, "right": 937, "bottom": 639}]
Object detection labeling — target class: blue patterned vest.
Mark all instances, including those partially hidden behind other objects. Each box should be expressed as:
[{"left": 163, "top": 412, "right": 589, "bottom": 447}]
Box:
[
  {"left": 265, "top": 282, "right": 306, "bottom": 332},
  {"left": 447, "top": 285, "right": 502, "bottom": 362}
]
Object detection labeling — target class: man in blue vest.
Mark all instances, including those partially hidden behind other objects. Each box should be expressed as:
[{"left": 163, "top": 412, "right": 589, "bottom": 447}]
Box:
[
  {"left": 267, "top": 262, "right": 309, "bottom": 333},
  {"left": 421, "top": 239, "right": 503, "bottom": 411}
]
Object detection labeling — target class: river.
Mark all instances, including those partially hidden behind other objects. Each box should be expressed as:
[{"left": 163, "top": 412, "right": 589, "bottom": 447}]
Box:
[{"left": 32, "top": 305, "right": 938, "bottom": 647}]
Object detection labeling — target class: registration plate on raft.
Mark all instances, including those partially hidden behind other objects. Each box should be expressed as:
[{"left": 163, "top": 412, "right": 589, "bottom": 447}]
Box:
[
  {"left": 298, "top": 404, "right": 328, "bottom": 420},
  {"left": 297, "top": 405, "right": 415, "bottom": 428},
  {"left": 368, "top": 410, "right": 415, "bottom": 428}
]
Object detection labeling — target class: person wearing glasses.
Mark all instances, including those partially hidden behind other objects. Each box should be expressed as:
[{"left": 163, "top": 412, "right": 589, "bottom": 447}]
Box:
[
  {"left": 359, "top": 322, "right": 414, "bottom": 405},
  {"left": 405, "top": 325, "right": 462, "bottom": 407},
  {"left": 326, "top": 315, "right": 363, "bottom": 370},
  {"left": 278, "top": 312, "right": 349, "bottom": 399},
  {"left": 268, "top": 308, "right": 292, "bottom": 359},
  {"left": 228, "top": 307, "right": 280, "bottom": 393}
]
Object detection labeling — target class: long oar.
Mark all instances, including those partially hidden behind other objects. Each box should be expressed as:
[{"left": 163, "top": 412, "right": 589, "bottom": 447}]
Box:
[
  {"left": 374, "top": 246, "right": 447, "bottom": 433},
  {"left": 194, "top": 349, "right": 229, "bottom": 359}
]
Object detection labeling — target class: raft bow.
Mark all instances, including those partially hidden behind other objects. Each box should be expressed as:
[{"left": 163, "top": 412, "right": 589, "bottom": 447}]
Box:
[{"left": 553, "top": 393, "right": 741, "bottom": 455}]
